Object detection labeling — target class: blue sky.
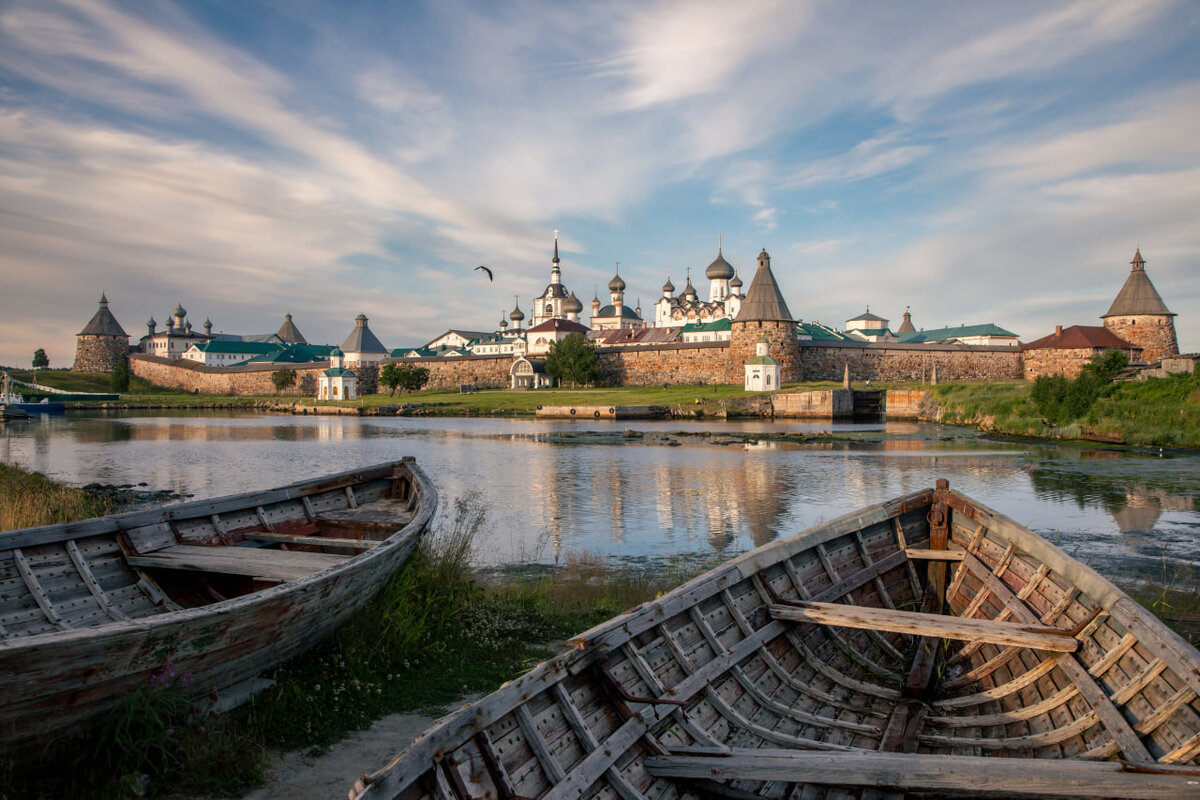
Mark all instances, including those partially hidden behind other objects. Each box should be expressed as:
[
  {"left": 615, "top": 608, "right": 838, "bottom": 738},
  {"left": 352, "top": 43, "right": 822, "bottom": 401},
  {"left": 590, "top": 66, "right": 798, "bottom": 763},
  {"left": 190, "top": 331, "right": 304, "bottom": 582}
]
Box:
[{"left": 1, "top": 0, "right": 1198, "bottom": 367}]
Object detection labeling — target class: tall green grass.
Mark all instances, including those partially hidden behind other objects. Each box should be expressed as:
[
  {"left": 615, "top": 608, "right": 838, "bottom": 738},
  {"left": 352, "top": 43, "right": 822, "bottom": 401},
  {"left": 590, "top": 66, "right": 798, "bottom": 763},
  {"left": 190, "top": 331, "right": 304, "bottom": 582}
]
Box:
[{"left": 0, "top": 464, "right": 114, "bottom": 531}]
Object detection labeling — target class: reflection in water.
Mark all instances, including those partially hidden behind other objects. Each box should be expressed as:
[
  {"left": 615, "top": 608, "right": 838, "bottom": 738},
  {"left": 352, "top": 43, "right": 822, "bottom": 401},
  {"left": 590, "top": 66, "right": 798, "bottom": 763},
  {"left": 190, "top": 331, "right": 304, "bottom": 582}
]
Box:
[{"left": 2, "top": 412, "right": 1198, "bottom": 593}]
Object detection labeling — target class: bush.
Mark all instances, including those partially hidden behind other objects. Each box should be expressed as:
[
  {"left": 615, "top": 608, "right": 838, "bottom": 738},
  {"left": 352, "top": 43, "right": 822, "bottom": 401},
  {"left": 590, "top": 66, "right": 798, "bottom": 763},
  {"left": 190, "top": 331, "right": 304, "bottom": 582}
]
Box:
[
  {"left": 270, "top": 368, "right": 296, "bottom": 393},
  {"left": 110, "top": 360, "right": 131, "bottom": 393},
  {"left": 1032, "top": 349, "right": 1126, "bottom": 424}
]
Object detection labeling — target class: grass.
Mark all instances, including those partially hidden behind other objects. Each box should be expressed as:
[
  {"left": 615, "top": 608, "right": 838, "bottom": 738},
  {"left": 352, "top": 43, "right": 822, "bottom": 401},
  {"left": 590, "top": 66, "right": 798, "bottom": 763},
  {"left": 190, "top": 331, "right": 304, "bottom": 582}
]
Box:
[
  {"left": 931, "top": 373, "right": 1200, "bottom": 447},
  {"left": 0, "top": 493, "right": 700, "bottom": 799},
  {"left": 0, "top": 463, "right": 115, "bottom": 530}
]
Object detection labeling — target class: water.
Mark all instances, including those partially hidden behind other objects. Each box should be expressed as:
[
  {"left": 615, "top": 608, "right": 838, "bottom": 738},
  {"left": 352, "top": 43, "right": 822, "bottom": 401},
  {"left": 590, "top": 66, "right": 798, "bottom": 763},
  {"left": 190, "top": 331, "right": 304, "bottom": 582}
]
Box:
[{"left": 2, "top": 411, "right": 1197, "bottom": 592}]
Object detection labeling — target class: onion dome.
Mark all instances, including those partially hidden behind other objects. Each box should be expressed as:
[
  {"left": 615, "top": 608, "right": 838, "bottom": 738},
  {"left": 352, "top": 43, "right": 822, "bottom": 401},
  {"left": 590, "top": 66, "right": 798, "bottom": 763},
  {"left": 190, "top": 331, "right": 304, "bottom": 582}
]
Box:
[
  {"left": 173, "top": 302, "right": 186, "bottom": 317},
  {"left": 730, "top": 273, "right": 743, "bottom": 289},
  {"left": 146, "top": 317, "right": 156, "bottom": 328},
  {"left": 564, "top": 292, "right": 583, "bottom": 314},
  {"left": 684, "top": 278, "right": 697, "bottom": 299},
  {"left": 662, "top": 275, "right": 675, "bottom": 293},
  {"left": 705, "top": 248, "right": 735, "bottom": 280},
  {"left": 608, "top": 272, "right": 626, "bottom": 292},
  {"left": 509, "top": 303, "right": 525, "bottom": 322}
]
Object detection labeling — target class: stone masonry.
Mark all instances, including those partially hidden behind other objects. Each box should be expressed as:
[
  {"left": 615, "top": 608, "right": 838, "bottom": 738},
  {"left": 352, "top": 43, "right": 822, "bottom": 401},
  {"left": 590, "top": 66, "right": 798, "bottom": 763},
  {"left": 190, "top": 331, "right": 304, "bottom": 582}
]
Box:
[
  {"left": 73, "top": 336, "right": 130, "bottom": 373},
  {"left": 130, "top": 354, "right": 327, "bottom": 394},
  {"left": 1101, "top": 316, "right": 1178, "bottom": 364}
]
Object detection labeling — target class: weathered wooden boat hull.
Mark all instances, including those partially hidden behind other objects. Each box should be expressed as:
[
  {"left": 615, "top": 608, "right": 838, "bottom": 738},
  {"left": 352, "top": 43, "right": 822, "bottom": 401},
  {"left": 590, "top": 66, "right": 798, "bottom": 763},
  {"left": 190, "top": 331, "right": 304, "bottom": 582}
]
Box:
[
  {"left": 0, "top": 458, "right": 436, "bottom": 755},
  {"left": 354, "top": 479, "right": 1200, "bottom": 800}
]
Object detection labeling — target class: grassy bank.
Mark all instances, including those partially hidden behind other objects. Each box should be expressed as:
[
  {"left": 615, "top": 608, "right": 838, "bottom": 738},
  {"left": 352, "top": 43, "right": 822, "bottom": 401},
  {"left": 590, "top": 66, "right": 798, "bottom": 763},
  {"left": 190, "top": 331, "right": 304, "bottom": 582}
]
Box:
[
  {"left": 0, "top": 495, "right": 701, "bottom": 799},
  {"left": 931, "top": 372, "right": 1200, "bottom": 447},
  {"left": 0, "top": 463, "right": 115, "bottom": 530}
]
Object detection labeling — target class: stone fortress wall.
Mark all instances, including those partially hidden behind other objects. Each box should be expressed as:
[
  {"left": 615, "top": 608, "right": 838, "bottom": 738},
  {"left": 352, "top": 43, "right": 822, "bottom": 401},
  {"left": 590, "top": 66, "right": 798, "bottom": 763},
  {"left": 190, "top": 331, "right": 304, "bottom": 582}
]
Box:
[{"left": 132, "top": 337, "right": 1023, "bottom": 394}]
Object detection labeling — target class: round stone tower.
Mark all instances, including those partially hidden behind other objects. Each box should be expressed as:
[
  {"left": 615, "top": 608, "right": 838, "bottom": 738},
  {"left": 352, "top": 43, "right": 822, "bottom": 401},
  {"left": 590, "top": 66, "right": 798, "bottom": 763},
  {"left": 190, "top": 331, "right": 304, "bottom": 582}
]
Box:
[
  {"left": 730, "top": 249, "right": 799, "bottom": 382},
  {"left": 1101, "top": 249, "right": 1178, "bottom": 363},
  {"left": 73, "top": 293, "right": 130, "bottom": 372}
]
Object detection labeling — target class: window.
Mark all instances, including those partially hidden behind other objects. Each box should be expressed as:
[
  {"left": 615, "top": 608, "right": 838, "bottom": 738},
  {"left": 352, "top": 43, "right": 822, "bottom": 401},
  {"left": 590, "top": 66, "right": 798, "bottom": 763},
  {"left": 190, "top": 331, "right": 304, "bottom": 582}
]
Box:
[
  {"left": 333, "top": 385, "right": 339, "bottom": 397},
  {"left": 766, "top": 375, "right": 772, "bottom": 387}
]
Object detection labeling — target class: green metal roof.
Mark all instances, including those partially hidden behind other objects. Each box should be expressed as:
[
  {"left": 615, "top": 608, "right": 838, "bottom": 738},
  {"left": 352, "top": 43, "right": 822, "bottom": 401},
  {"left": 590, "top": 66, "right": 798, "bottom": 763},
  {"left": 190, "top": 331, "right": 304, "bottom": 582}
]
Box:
[
  {"left": 898, "top": 324, "right": 1017, "bottom": 343},
  {"left": 323, "top": 367, "right": 356, "bottom": 377},
  {"left": 190, "top": 341, "right": 284, "bottom": 355},
  {"left": 745, "top": 355, "right": 779, "bottom": 366},
  {"left": 243, "top": 344, "right": 335, "bottom": 363},
  {"left": 796, "top": 322, "right": 851, "bottom": 341}
]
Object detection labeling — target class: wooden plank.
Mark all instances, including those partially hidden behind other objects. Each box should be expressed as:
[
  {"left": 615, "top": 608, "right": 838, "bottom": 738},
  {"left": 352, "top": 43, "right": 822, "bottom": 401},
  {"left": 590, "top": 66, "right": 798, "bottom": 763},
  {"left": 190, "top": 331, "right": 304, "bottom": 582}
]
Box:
[
  {"left": 961, "top": 553, "right": 1154, "bottom": 763},
  {"left": 254, "top": 506, "right": 275, "bottom": 534},
  {"left": 11, "top": 548, "right": 69, "bottom": 630},
  {"left": 928, "top": 685, "right": 1080, "bottom": 728},
  {"left": 905, "top": 549, "right": 964, "bottom": 561},
  {"left": 244, "top": 532, "right": 376, "bottom": 550},
  {"left": 300, "top": 495, "right": 316, "bottom": 522},
  {"left": 934, "top": 656, "right": 1058, "bottom": 708},
  {"left": 126, "top": 544, "right": 348, "bottom": 582},
  {"left": 64, "top": 539, "right": 128, "bottom": 622},
  {"left": 344, "top": 486, "right": 358, "bottom": 509},
  {"left": 515, "top": 703, "right": 566, "bottom": 783},
  {"left": 1134, "top": 686, "right": 1197, "bottom": 735},
  {"left": 643, "top": 748, "right": 1200, "bottom": 798},
  {"left": 769, "top": 601, "right": 1079, "bottom": 653}
]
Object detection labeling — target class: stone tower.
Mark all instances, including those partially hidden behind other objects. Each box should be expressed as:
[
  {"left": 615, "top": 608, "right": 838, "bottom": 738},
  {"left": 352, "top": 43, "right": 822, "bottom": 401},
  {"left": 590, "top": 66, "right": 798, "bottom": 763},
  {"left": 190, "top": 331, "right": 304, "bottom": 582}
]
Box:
[
  {"left": 730, "top": 249, "right": 799, "bottom": 382},
  {"left": 73, "top": 293, "right": 130, "bottom": 372},
  {"left": 1101, "top": 249, "right": 1178, "bottom": 363}
]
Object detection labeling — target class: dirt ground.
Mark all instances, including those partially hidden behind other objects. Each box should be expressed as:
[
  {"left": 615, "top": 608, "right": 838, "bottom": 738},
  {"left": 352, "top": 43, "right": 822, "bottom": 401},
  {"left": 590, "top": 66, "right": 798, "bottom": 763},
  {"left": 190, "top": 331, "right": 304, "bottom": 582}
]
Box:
[{"left": 239, "top": 705, "right": 456, "bottom": 800}]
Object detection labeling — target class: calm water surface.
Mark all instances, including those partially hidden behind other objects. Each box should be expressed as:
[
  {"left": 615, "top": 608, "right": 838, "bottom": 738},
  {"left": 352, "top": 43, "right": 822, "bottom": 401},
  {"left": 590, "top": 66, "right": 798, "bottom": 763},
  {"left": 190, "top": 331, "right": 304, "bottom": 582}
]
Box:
[{"left": 2, "top": 411, "right": 1197, "bottom": 591}]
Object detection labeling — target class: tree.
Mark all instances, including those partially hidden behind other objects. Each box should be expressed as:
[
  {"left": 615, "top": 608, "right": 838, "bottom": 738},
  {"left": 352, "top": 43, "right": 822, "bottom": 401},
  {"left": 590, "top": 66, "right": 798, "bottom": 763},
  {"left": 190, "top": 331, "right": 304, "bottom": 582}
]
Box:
[
  {"left": 545, "top": 333, "right": 599, "bottom": 388},
  {"left": 270, "top": 368, "right": 297, "bottom": 393},
  {"left": 379, "top": 363, "right": 402, "bottom": 396},
  {"left": 383, "top": 362, "right": 429, "bottom": 394},
  {"left": 110, "top": 360, "right": 131, "bottom": 393},
  {"left": 31, "top": 349, "right": 48, "bottom": 369}
]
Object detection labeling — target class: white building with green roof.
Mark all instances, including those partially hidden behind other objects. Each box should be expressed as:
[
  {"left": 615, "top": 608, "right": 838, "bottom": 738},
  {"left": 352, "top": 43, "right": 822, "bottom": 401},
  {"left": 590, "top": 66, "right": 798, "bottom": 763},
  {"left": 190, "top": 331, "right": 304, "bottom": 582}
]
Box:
[
  {"left": 744, "top": 334, "right": 780, "bottom": 391},
  {"left": 181, "top": 340, "right": 284, "bottom": 366},
  {"left": 317, "top": 347, "right": 357, "bottom": 401}
]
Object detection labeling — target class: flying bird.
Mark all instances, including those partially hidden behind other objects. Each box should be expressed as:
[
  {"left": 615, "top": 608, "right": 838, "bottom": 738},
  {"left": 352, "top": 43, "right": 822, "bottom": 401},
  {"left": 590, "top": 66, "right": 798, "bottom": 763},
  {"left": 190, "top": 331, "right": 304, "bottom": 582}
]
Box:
[{"left": 475, "top": 265, "right": 493, "bottom": 281}]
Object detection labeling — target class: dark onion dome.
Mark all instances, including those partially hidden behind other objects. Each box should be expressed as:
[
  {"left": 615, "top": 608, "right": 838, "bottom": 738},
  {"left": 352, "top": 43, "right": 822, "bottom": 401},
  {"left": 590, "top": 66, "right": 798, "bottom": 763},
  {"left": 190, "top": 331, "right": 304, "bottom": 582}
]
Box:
[
  {"left": 705, "top": 249, "right": 735, "bottom": 280},
  {"left": 541, "top": 283, "right": 569, "bottom": 299},
  {"left": 608, "top": 272, "right": 626, "bottom": 292},
  {"left": 730, "top": 273, "right": 743, "bottom": 288},
  {"left": 662, "top": 276, "right": 675, "bottom": 293},
  {"left": 564, "top": 293, "right": 583, "bottom": 314},
  {"left": 596, "top": 305, "right": 642, "bottom": 320},
  {"left": 683, "top": 279, "right": 697, "bottom": 298},
  {"left": 146, "top": 317, "right": 156, "bottom": 328},
  {"left": 173, "top": 302, "right": 186, "bottom": 318},
  {"left": 509, "top": 303, "right": 525, "bottom": 322}
]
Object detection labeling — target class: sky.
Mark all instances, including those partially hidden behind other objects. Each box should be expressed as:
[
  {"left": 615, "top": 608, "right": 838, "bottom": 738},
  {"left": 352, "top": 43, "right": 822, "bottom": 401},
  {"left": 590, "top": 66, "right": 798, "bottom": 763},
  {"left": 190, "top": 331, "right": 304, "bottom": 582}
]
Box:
[{"left": 1, "top": 0, "right": 1198, "bottom": 368}]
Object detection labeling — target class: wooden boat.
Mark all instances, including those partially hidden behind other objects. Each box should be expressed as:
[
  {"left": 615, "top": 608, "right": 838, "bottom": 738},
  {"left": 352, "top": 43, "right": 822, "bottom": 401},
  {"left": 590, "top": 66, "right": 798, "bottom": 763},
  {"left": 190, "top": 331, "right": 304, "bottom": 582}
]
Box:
[
  {"left": 0, "top": 458, "right": 435, "bottom": 755},
  {"left": 354, "top": 479, "right": 1200, "bottom": 800}
]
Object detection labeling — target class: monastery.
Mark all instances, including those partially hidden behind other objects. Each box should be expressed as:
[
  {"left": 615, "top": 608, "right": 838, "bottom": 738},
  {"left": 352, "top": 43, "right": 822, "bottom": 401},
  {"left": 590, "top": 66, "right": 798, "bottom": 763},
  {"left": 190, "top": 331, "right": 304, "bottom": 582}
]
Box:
[{"left": 76, "top": 240, "right": 1184, "bottom": 395}]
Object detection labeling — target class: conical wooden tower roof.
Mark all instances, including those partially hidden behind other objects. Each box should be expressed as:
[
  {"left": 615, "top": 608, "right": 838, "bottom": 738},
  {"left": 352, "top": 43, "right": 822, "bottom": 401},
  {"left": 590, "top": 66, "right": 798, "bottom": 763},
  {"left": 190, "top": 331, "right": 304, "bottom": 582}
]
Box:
[
  {"left": 735, "top": 250, "right": 793, "bottom": 322},
  {"left": 78, "top": 293, "right": 128, "bottom": 336},
  {"left": 1103, "top": 249, "right": 1174, "bottom": 318}
]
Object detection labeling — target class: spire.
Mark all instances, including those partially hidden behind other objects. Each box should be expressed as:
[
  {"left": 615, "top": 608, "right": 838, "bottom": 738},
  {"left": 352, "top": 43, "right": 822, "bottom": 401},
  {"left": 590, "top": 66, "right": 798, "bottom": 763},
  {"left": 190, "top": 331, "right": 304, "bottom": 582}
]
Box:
[
  {"left": 735, "top": 249, "right": 794, "bottom": 322},
  {"left": 99, "top": 292, "right": 109, "bottom": 306},
  {"left": 553, "top": 230, "right": 560, "bottom": 265},
  {"left": 1132, "top": 248, "right": 1145, "bottom": 271}
]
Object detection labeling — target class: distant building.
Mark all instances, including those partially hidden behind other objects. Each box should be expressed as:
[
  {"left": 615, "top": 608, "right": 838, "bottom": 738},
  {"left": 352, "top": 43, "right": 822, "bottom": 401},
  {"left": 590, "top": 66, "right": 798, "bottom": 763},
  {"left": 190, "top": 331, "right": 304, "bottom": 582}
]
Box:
[
  {"left": 844, "top": 307, "right": 898, "bottom": 342},
  {"left": 531, "top": 234, "right": 578, "bottom": 328},
  {"left": 1021, "top": 325, "right": 1142, "bottom": 379},
  {"left": 744, "top": 334, "right": 780, "bottom": 391},
  {"left": 1101, "top": 249, "right": 1179, "bottom": 363},
  {"left": 899, "top": 323, "right": 1019, "bottom": 347},
  {"left": 340, "top": 313, "right": 388, "bottom": 367},
  {"left": 525, "top": 318, "right": 589, "bottom": 356},
  {"left": 275, "top": 313, "right": 307, "bottom": 345},
  {"left": 140, "top": 302, "right": 210, "bottom": 359},
  {"left": 73, "top": 293, "right": 130, "bottom": 373},
  {"left": 653, "top": 241, "right": 744, "bottom": 327},
  {"left": 181, "top": 341, "right": 284, "bottom": 366},
  {"left": 510, "top": 355, "right": 553, "bottom": 389},
  {"left": 590, "top": 267, "right": 645, "bottom": 330},
  {"left": 317, "top": 347, "right": 357, "bottom": 401}
]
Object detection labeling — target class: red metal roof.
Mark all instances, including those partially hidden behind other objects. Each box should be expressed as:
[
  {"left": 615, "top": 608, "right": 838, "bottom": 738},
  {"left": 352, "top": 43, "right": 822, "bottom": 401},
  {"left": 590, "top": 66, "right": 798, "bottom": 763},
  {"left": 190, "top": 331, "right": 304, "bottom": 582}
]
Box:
[{"left": 1020, "top": 325, "right": 1136, "bottom": 351}]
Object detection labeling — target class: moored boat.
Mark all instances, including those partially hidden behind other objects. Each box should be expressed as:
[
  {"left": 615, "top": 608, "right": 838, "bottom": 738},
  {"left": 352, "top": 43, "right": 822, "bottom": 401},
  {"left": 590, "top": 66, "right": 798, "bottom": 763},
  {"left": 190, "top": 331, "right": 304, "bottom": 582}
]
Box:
[
  {"left": 353, "top": 479, "right": 1200, "bottom": 800},
  {"left": 0, "top": 458, "right": 436, "bottom": 755}
]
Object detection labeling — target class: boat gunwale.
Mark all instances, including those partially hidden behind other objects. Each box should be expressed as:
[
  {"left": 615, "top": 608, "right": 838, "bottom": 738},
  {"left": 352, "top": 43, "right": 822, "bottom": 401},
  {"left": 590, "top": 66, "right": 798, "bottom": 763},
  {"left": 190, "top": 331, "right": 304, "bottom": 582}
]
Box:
[{"left": 0, "top": 458, "right": 437, "bottom": 653}]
